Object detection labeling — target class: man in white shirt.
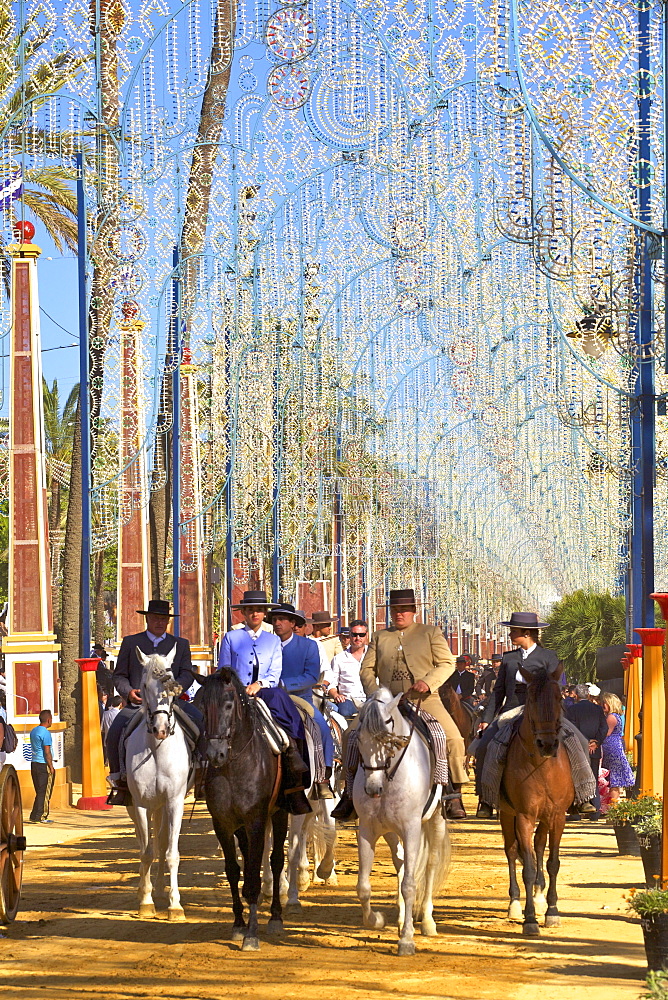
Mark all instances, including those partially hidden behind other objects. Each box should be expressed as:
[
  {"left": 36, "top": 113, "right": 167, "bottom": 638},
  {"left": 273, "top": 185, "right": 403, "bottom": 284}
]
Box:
[
  {"left": 309, "top": 610, "right": 343, "bottom": 664},
  {"left": 323, "top": 619, "right": 368, "bottom": 718}
]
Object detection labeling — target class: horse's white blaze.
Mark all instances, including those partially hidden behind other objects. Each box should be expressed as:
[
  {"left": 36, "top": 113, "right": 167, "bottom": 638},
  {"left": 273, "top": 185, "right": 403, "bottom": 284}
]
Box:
[
  {"left": 354, "top": 688, "right": 451, "bottom": 956},
  {"left": 126, "top": 651, "right": 190, "bottom": 919}
]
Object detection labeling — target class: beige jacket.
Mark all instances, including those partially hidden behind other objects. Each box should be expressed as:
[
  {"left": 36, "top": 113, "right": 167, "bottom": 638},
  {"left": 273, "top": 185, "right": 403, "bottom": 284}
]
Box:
[{"left": 360, "top": 623, "right": 456, "bottom": 696}]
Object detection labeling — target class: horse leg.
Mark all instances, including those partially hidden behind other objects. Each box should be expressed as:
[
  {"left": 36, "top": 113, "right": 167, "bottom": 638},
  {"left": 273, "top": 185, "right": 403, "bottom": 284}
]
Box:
[
  {"left": 286, "top": 814, "right": 308, "bottom": 914},
  {"left": 420, "top": 814, "right": 445, "bottom": 937},
  {"left": 545, "top": 814, "right": 565, "bottom": 928},
  {"left": 357, "top": 822, "right": 384, "bottom": 930},
  {"left": 383, "top": 831, "right": 404, "bottom": 928},
  {"left": 164, "top": 797, "right": 186, "bottom": 921},
  {"left": 397, "top": 822, "right": 422, "bottom": 956},
  {"left": 215, "top": 822, "right": 246, "bottom": 941},
  {"left": 241, "top": 818, "right": 266, "bottom": 951},
  {"left": 500, "top": 811, "right": 522, "bottom": 922},
  {"left": 261, "top": 825, "right": 273, "bottom": 905},
  {"left": 516, "top": 814, "right": 540, "bottom": 936},
  {"left": 134, "top": 807, "right": 155, "bottom": 919},
  {"left": 153, "top": 806, "right": 167, "bottom": 902},
  {"left": 267, "top": 809, "right": 288, "bottom": 936},
  {"left": 532, "top": 821, "right": 548, "bottom": 919}
]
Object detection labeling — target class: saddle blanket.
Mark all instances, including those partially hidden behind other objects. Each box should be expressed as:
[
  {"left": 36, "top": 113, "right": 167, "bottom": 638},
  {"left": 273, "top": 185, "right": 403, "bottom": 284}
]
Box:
[
  {"left": 346, "top": 708, "right": 448, "bottom": 792},
  {"left": 479, "top": 708, "right": 597, "bottom": 809}
]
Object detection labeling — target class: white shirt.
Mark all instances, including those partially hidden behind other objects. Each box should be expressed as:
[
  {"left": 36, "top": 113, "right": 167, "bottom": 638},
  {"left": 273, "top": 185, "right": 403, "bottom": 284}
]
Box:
[
  {"left": 281, "top": 634, "right": 294, "bottom": 649},
  {"left": 515, "top": 643, "right": 537, "bottom": 683},
  {"left": 308, "top": 634, "right": 331, "bottom": 677},
  {"left": 231, "top": 621, "right": 273, "bottom": 632},
  {"left": 146, "top": 629, "right": 167, "bottom": 647},
  {"left": 324, "top": 647, "right": 368, "bottom": 701}
]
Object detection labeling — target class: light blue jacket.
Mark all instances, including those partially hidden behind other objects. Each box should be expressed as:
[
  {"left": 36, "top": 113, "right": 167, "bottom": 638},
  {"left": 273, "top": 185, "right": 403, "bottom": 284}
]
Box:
[{"left": 218, "top": 627, "right": 282, "bottom": 688}]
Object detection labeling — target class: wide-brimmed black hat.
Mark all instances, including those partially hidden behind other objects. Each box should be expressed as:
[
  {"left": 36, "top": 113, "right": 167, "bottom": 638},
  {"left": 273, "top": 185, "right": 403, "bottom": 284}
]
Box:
[
  {"left": 491, "top": 653, "right": 503, "bottom": 662},
  {"left": 307, "top": 609, "right": 340, "bottom": 625},
  {"left": 269, "top": 603, "right": 307, "bottom": 627},
  {"left": 384, "top": 587, "right": 420, "bottom": 607},
  {"left": 137, "top": 599, "right": 178, "bottom": 617},
  {"left": 231, "top": 589, "right": 280, "bottom": 610},
  {"left": 498, "top": 611, "right": 549, "bottom": 629}
]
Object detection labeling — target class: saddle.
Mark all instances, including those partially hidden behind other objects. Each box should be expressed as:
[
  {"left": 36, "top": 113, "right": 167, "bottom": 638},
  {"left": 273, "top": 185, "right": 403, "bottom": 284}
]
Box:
[{"left": 254, "top": 697, "right": 290, "bottom": 755}]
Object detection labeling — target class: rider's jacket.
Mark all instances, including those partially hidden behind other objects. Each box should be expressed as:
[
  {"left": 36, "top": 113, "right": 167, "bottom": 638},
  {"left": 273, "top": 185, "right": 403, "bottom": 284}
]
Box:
[
  {"left": 483, "top": 645, "right": 560, "bottom": 723},
  {"left": 113, "top": 632, "right": 194, "bottom": 701},
  {"left": 279, "top": 633, "right": 321, "bottom": 705},
  {"left": 218, "top": 626, "right": 282, "bottom": 687},
  {"left": 360, "top": 622, "right": 455, "bottom": 697}
]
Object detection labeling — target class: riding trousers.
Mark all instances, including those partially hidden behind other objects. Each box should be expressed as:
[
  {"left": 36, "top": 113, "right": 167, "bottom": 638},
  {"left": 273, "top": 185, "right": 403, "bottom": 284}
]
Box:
[
  {"left": 105, "top": 700, "right": 204, "bottom": 776},
  {"left": 389, "top": 684, "right": 468, "bottom": 785}
]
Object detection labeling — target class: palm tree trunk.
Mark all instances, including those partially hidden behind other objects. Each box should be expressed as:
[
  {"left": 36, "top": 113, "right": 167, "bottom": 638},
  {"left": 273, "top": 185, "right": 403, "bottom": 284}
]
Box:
[
  {"left": 60, "top": 399, "right": 83, "bottom": 779},
  {"left": 149, "top": 0, "right": 237, "bottom": 597},
  {"left": 93, "top": 548, "right": 105, "bottom": 643}
]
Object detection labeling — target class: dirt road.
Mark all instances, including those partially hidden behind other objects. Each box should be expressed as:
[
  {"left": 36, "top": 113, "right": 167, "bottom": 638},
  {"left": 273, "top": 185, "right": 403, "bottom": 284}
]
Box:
[{"left": 2, "top": 794, "right": 647, "bottom": 1000}]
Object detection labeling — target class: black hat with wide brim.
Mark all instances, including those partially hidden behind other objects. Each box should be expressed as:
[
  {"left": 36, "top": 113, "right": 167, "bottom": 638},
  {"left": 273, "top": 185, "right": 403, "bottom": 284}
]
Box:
[
  {"left": 269, "top": 603, "right": 307, "bottom": 627},
  {"left": 381, "top": 587, "right": 421, "bottom": 607},
  {"left": 498, "top": 611, "right": 549, "bottom": 629},
  {"left": 231, "top": 589, "right": 281, "bottom": 610},
  {"left": 136, "top": 599, "right": 178, "bottom": 617}
]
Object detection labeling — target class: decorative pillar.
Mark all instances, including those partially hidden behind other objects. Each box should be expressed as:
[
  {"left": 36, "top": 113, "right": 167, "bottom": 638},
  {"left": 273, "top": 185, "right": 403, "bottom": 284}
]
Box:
[
  {"left": 177, "top": 351, "right": 212, "bottom": 674},
  {"left": 116, "top": 301, "right": 150, "bottom": 642},
  {"left": 76, "top": 658, "right": 111, "bottom": 810},
  {"left": 624, "top": 642, "right": 642, "bottom": 767},
  {"left": 3, "top": 222, "right": 69, "bottom": 808},
  {"left": 649, "top": 594, "right": 668, "bottom": 886},
  {"left": 634, "top": 625, "right": 665, "bottom": 796}
]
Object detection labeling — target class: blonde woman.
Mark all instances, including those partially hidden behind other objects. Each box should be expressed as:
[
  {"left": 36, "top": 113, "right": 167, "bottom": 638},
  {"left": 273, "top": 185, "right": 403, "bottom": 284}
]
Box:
[{"left": 601, "top": 692, "right": 634, "bottom": 802}]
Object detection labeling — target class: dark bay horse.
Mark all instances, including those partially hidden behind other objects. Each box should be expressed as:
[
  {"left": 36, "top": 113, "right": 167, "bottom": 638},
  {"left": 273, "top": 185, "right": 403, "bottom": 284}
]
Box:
[
  {"left": 197, "top": 670, "right": 288, "bottom": 950},
  {"left": 439, "top": 682, "right": 477, "bottom": 743},
  {"left": 499, "top": 665, "right": 573, "bottom": 936}
]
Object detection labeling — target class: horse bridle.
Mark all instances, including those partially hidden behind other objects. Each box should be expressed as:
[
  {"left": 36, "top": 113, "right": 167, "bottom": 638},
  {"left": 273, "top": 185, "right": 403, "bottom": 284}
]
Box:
[
  {"left": 145, "top": 700, "right": 176, "bottom": 736},
  {"left": 359, "top": 712, "right": 416, "bottom": 782},
  {"left": 205, "top": 687, "right": 256, "bottom": 761}
]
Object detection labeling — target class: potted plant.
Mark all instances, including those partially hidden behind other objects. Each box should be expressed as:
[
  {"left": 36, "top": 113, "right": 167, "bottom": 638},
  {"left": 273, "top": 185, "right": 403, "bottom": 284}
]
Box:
[
  {"left": 606, "top": 796, "right": 644, "bottom": 856},
  {"left": 642, "top": 969, "right": 668, "bottom": 999},
  {"left": 635, "top": 799, "right": 663, "bottom": 888},
  {"left": 629, "top": 888, "right": 668, "bottom": 971}
]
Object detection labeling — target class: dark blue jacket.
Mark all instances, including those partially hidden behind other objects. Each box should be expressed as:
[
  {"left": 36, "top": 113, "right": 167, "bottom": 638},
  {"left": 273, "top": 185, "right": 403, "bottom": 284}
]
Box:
[{"left": 279, "top": 633, "right": 321, "bottom": 705}]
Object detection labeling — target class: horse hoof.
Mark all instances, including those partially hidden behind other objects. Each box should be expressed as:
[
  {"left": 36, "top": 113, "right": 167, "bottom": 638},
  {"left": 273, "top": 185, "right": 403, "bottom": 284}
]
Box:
[
  {"left": 267, "top": 919, "right": 284, "bottom": 936},
  {"left": 325, "top": 874, "right": 338, "bottom": 887},
  {"left": 138, "top": 903, "right": 156, "bottom": 919},
  {"left": 168, "top": 907, "right": 186, "bottom": 922},
  {"left": 242, "top": 936, "right": 260, "bottom": 951},
  {"left": 508, "top": 900, "right": 523, "bottom": 922},
  {"left": 421, "top": 918, "right": 437, "bottom": 937},
  {"left": 231, "top": 925, "right": 246, "bottom": 941},
  {"left": 364, "top": 911, "right": 385, "bottom": 930},
  {"left": 544, "top": 914, "right": 560, "bottom": 928},
  {"left": 522, "top": 922, "right": 540, "bottom": 937},
  {"left": 284, "top": 901, "right": 302, "bottom": 916},
  {"left": 397, "top": 941, "right": 416, "bottom": 956},
  {"left": 533, "top": 893, "right": 547, "bottom": 916},
  {"left": 316, "top": 860, "right": 334, "bottom": 881},
  {"left": 298, "top": 875, "right": 310, "bottom": 893}
]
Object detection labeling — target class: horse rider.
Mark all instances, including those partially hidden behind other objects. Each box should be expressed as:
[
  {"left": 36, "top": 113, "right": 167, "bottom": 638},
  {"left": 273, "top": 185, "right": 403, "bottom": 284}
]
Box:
[
  {"left": 474, "top": 611, "right": 596, "bottom": 818},
  {"left": 322, "top": 618, "right": 368, "bottom": 719},
  {"left": 106, "top": 599, "right": 204, "bottom": 802},
  {"left": 217, "top": 590, "right": 312, "bottom": 815},
  {"left": 269, "top": 603, "right": 336, "bottom": 799},
  {"left": 309, "top": 610, "right": 343, "bottom": 661},
  {"left": 476, "top": 652, "right": 502, "bottom": 701},
  {"left": 333, "top": 587, "right": 468, "bottom": 821},
  {"left": 447, "top": 655, "right": 476, "bottom": 705}
]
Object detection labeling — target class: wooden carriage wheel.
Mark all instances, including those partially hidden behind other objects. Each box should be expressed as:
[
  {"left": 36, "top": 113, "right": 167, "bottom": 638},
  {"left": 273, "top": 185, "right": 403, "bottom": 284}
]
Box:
[{"left": 0, "top": 765, "right": 25, "bottom": 923}]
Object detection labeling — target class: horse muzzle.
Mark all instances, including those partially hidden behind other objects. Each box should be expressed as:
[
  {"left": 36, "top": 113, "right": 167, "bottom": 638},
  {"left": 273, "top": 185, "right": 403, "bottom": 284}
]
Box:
[
  {"left": 206, "top": 740, "right": 229, "bottom": 767},
  {"left": 535, "top": 738, "right": 559, "bottom": 757}
]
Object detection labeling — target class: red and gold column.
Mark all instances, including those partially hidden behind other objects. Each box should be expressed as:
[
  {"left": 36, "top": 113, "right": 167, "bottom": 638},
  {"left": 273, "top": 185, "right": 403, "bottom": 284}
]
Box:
[
  {"left": 178, "top": 351, "right": 211, "bottom": 674},
  {"left": 624, "top": 642, "right": 642, "bottom": 767},
  {"left": 76, "top": 658, "right": 111, "bottom": 810},
  {"left": 3, "top": 222, "right": 68, "bottom": 808},
  {"left": 115, "top": 301, "right": 150, "bottom": 641},
  {"left": 635, "top": 625, "right": 666, "bottom": 796}
]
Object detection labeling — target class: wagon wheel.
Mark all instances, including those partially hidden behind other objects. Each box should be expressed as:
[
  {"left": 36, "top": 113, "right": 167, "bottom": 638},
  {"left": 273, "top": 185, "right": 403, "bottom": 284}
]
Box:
[{"left": 0, "top": 765, "right": 25, "bottom": 923}]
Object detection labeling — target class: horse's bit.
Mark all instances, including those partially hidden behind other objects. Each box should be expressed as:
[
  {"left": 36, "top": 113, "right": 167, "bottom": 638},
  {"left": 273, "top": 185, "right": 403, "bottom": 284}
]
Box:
[
  {"left": 146, "top": 701, "right": 176, "bottom": 736},
  {"left": 359, "top": 714, "right": 415, "bottom": 782}
]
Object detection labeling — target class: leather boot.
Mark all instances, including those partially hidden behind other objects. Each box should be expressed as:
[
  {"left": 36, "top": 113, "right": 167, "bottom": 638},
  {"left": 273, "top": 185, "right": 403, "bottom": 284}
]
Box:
[
  {"left": 575, "top": 800, "right": 596, "bottom": 814},
  {"left": 476, "top": 801, "right": 494, "bottom": 818},
  {"left": 311, "top": 782, "right": 335, "bottom": 800},
  {"left": 284, "top": 790, "right": 312, "bottom": 815},
  {"left": 331, "top": 790, "right": 357, "bottom": 821},
  {"left": 446, "top": 784, "right": 466, "bottom": 820}
]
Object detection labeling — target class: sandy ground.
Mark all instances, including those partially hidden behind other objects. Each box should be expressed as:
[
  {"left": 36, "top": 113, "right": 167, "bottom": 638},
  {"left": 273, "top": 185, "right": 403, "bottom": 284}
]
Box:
[{"left": 1, "top": 792, "right": 648, "bottom": 1000}]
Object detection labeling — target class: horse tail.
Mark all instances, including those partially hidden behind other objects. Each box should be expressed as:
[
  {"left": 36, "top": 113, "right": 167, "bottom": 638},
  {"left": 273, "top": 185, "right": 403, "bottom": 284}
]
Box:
[
  {"left": 310, "top": 800, "right": 336, "bottom": 866},
  {"left": 412, "top": 819, "right": 452, "bottom": 918}
]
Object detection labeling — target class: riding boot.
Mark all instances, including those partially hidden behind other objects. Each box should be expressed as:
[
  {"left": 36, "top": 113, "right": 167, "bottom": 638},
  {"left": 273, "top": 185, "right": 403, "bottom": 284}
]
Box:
[
  {"left": 311, "top": 782, "right": 335, "bottom": 800},
  {"left": 331, "top": 789, "right": 357, "bottom": 821},
  {"left": 446, "top": 782, "right": 466, "bottom": 820},
  {"left": 575, "top": 800, "right": 597, "bottom": 814},
  {"left": 283, "top": 790, "right": 312, "bottom": 815},
  {"left": 476, "top": 801, "right": 494, "bottom": 819},
  {"left": 282, "top": 738, "right": 309, "bottom": 793}
]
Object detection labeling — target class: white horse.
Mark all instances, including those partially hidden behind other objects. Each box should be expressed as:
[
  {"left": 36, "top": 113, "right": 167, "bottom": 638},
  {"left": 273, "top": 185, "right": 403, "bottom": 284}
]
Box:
[
  {"left": 125, "top": 648, "right": 191, "bottom": 921},
  {"left": 355, "top": 688, "right": 451, "bottom": 956}
]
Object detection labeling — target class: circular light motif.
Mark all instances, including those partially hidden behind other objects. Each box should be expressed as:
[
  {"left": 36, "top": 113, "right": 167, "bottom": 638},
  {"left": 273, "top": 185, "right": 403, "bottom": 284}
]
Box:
[
  {"left": 268, "top": 64, "right": 311, "bottom": 109},
  {"left": 393, "top": 257, "right": 424, "bottom": 289},
  {"left": 448, "top": 339, "right": 477, "bottom": 367},
  {"left": 451, "top": 369, "right": 474, "bottom": 394},
  {"left": 110, "top": 263, "right": 143, "bottom": 295},
  {"left": 239, "top": 71, "right": 258, "bottom": 92},
  {"left": 106, "top": 225, "right": 145, "bottom": 263},
  {"left": 391, "top": 216, "right": 427, "bottom": 252},
  {"left": 397, "top": 293, "right": 421, "bottom": 315},
  {"left": 266, "top": 8, "right": 316, "bottom": 63}
]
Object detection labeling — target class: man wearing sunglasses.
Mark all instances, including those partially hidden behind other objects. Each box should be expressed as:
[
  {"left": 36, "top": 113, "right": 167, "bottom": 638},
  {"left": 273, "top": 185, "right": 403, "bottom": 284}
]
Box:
[{"left": 323, "top": 620, "right": 368, "bottom": 719}]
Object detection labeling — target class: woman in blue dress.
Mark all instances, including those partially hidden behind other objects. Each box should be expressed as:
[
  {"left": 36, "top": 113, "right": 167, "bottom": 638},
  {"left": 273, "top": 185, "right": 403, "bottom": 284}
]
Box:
[{"left": 601, "top": 692, "right": 634, "bottom": 801}]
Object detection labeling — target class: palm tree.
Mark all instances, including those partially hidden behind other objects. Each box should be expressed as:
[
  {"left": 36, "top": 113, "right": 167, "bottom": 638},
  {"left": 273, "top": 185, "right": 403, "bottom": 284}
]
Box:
[
  {"left": 542, "top": 590, "right": 627, "bottom": 681},
  {"left": 43, "top": 378, "right": 78, "bottom": 626}
]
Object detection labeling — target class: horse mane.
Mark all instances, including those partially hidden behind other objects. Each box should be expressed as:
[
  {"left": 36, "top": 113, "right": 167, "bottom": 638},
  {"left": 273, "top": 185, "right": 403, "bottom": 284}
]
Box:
[
  {"left": 358, "top": 696, "right": 392, "bottom": 739},
  {"left": 141, "top": 655, "right": 182, "bottom": 695},
  {"left": 526, "top": 668, "right": 562, "bottom": 717},
  {"left": 199, "top": 668, "right": 250, "bottom": 712}
]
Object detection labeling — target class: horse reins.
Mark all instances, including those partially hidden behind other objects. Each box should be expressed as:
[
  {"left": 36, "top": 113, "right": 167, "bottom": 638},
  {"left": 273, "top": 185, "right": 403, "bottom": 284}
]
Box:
[{"left": 359, "top": 711, "right": 416, "bottom": 782}]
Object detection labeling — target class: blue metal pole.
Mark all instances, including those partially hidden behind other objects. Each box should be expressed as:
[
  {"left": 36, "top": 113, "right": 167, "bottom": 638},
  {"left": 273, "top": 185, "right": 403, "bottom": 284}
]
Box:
[
  {"left": 630, "top": 1, "right": 655, "bottom": 630},
  {"left": 271, "top": 328, "right": 280, "bottom": 601},
  {"left": 76, "top": 152, "right": 91, "bottom": 656},
  {"left": 224, "top": 320, "right": 233, "bottom": 630},
  {"left": 171, "top": 246, "right": 181, "bottom": 634}
]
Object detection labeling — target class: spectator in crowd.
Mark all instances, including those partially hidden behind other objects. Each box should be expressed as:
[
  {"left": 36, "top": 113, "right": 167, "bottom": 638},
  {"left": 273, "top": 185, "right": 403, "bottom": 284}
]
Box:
[
  {"left": 601, "top": 692, "right": 635, "bottom": 804},
  {"left": 323, "top": 620, "right": 368, "bottom": 718},
  {"left": 28, "top": 709, "right": 55, "bottom": 824},
  {"left": 566, "top": 683, "right": 608, "bottom": 819}
]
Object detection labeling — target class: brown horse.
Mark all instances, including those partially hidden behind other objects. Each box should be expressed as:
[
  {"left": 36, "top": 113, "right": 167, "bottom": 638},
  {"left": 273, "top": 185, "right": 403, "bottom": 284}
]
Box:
[
  {"left": 439, "top": 682, "right": 477, "bottom": 742},
  {"left": 499, "top": 664, "right": 573, "bottom": 937}
]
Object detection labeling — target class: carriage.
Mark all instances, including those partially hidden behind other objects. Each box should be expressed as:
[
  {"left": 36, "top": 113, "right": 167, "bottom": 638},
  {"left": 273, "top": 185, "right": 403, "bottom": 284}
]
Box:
[{"left": 0, "top": 764, "right": 25, "bottom": 923}]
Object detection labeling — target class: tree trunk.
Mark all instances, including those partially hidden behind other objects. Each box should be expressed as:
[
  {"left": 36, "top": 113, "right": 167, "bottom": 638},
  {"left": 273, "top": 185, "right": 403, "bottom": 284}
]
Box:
[
  {"left": 49, "top": 476, "right": 61, "bottom": 632},
  {"left": 93, "top": 548, "right": 105, "bottom": 643},
  {"left": 60, "top": 400, "right": 83, "bottom": 780}
]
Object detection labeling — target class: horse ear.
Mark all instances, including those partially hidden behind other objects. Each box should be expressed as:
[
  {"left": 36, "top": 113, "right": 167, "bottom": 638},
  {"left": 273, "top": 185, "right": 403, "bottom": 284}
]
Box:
[
  {"left": 387, "top": 691, "right": 403, "bottom": 714},
  {"left": 518, "top": 665, "right": 532, "bottom": 684},
  {"left": 136, "top": 648, "right": 150, "bottom": 667},
  {"left": 164, "top": 645, "right": 177, "bottom": 670}
]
